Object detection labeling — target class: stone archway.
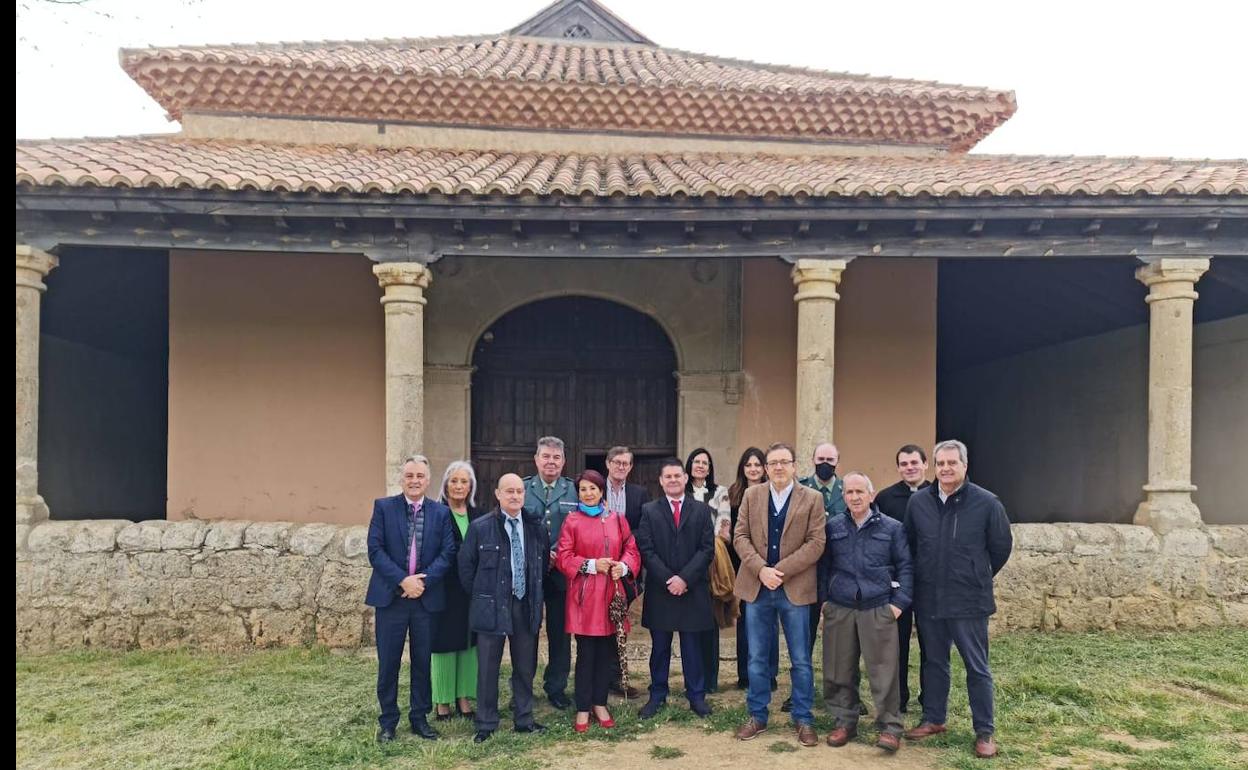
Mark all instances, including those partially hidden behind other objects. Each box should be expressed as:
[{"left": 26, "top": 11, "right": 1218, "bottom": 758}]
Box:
[{"left": 469, "top": 296, "right": 677, "bottom": 496}]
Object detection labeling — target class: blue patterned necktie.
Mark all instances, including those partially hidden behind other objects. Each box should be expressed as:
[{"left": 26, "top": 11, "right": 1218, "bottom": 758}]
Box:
[{"left": 506, "top": 517, "right": 525, "bottom": 600}]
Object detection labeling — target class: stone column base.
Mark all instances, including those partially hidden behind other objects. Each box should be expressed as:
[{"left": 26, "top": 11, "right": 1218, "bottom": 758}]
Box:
[
  {"left": 16, "top": 495, "right": 50, "bottom": 525},
  {"left": 1134, "top": 485, "right": 1201, "bottom": 534}
]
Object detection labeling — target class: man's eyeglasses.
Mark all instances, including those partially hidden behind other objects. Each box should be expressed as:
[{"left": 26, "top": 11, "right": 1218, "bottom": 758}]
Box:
[{"left": 765, "top": 459, "right": 794, "bottom": 468}]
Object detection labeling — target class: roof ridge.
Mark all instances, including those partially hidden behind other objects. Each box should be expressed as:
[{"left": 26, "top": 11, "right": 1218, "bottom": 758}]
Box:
[{"left": 120, "top": 33, "right": 1010, "bottom": 100}]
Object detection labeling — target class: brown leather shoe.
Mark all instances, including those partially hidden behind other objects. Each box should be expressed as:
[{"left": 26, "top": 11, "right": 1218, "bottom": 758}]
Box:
[
  {"left": 825, "top": 725, "right": 857, "bottom": 747},
  {"left": 877, "top": 733, "right": 901, "bottom": 752},
  {"left": 905, "top": 722, "right": 948, "bottom": 741},
  {"left": 735, "top": 718, "right": 767, "bottom": 741},
  {"left": 795, "top": 723, "right": 819, "bottom": 747},
  {"left": 974, "top": 735, "right": 998, "bottom": 758}
]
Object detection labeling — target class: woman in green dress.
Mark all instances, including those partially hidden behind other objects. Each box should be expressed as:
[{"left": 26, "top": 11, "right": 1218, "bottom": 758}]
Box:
[{"left": 432, "top": 460, "right": 483, "bottom": 720}]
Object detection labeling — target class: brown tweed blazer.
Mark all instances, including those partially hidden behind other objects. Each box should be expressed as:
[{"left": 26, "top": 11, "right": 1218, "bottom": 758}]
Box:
[{"left": 732, "top": 482, "right": 826, "bottom": 605}]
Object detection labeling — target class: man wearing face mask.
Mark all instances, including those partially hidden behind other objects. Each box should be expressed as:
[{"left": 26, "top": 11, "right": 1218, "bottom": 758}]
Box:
[{"left": 789, "top": 442, "right": 845, "bottom": 711}]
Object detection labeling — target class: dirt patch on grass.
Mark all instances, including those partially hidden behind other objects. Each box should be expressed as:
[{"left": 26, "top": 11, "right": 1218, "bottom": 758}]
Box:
[
  {"left": 529, "top": 724, "right": 936, "bottom": 769},
  {"left": 1101, "top": 731, "right": 1172, "bottom": 752},
  {"left": 1158, "top": 680, "right": 1242, "bottom": 707}
]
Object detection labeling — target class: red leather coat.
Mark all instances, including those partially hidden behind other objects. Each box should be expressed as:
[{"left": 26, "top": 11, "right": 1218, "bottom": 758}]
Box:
[{"left": 556, "top": 510, "right": 641, "bottom": 637}]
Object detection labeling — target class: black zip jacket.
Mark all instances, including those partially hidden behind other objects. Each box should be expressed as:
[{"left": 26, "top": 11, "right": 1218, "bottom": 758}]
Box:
[{"left": 903, "top": 481, "right": 1012, "bottom": 619}]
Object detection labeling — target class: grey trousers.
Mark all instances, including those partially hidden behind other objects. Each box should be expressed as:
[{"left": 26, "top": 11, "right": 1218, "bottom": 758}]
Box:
[
  {"left": 822, "top": 602, "right": 903, "bottom": 735},
  {"left": 475, "top": 597, "right": 539, "bottom": 732}
]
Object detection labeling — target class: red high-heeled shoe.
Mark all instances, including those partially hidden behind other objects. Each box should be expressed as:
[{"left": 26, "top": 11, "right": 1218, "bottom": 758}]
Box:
[
  {"left": 573, "top": 717, "right": 590, "bottom": 734},
  {"left": 592, "top": 712, "right": 616, "bottom": 729}
]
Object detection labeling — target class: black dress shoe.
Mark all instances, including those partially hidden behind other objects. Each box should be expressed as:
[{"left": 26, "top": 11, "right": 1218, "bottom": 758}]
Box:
[
  {"left": 690, "top": 699, "right": 713, "bottom": 718},
  {"left": 434, "top": 712, "right": 453, "bottom": 722},
  {"left": 410, "top": 720, "right": 439, "bottom": 740},
  {"left": 376, "top": 727, "right": 396, "bottom": 743},
  {"left": 548, "top": 692, "right": 573, "bottom": 710},
  {"left": 781, "top": 696, "right": 793, "bottom": 713},
  {"left": 473, "top": 729, "right": 493, "bottom": 744},
  {"left": 638, "top": 699, "right": 665, "bottom": 719},
  {"left": 514, "top": 721, "right": 547, "bottom": 734}
]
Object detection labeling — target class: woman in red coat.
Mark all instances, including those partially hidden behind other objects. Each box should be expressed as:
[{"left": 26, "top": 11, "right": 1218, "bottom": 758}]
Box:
[{"left": 556, "top": 469, "right": 641, "bottom": 733}]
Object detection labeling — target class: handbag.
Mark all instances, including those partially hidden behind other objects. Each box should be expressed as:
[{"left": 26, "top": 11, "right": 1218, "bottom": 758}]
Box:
[{"left": 611, "top": 514, "right": 640, "bottom": 606}]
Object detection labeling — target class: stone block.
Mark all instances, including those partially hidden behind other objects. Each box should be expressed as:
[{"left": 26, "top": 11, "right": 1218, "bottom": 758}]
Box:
[
  {"left": 1070, "top": 523, "right": 1122, "bottom": 546},
  {"left": 1205, "top": 559, "right": 1248, "bottom": 599},
  {"left": 1208, "top": 526, "right": 1248, "bottom": 558},
  {"left": 338, "top": 526, "right": 369, "bottom": 561},
  {"left": 1160, "top": 529, "right": 1210, "bottom": 558},
  {"left": 994, "top": 597, "right": 1044, "bottom": 631},
  {"left": 1174, "top": 602, "right": 1225, "bottom": 630},
  {"left": 138, "top": 616, "right": 191, "bottom": 649},
  {"left": 83, "top": 616, "right": 139, "bottom": 648},
  {"left": 1110, "top": 596, "right": 1177, "bottom": 631},
  {"left": 161, "top": 520, "right": 208, "bottom": 550},
  {"left": 1047, "top": 597, "right": 1114, "bottom": 632},
  {"left": 16, "top": 524, "right": 31, "bottom": 555},
  {"left": 1224, "top": 601, "right": 1248, "bottom": 627},
  {"left": 250, "top": 609, "right": 314, "bottom": 647},
  {"left": 118, "top": 521, "right": 170, "bottom": 552},
  {"left": 203, "top": 520, "right": 249, "bottom": 551},
  {"left": 1112, "top": 524, "right": 1160, "bottom": 553},
  {"left": 133, "top": 551, "right": 193, "bottom": 579},
  {"left": 1011, "top": 524, "right": 1066, "bottom": 553},
  {"left": 68, "top": 520, "right": 129, "bottom": 553},
  {"left": 188, "top": 612, "right": 251, "bottom": 650},
  {"left": 245, "top": 521, "right": 295, "bottom": 550},
  {"left": 290, "top": 523, "right": 339, "bottom": 556},
  {"left": 26, "top": 521, "right": 76, "bottom": 552},
  {"left": 1153, "top": 557, "right": 1210, "bottom": 600},
  {"left": 1076, "top": 555, "right": 1154, "bottom": 598},
  {"left": 316, "top": 561, "right": 371, "bottom": 613},
  {"left": 316, "top": 613, "right": 365, "bottom": 648}
]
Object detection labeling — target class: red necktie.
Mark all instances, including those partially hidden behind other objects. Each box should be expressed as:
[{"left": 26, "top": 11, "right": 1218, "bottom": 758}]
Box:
[{"left": 672, "top": 498, "right": 682, "bottom": 528}]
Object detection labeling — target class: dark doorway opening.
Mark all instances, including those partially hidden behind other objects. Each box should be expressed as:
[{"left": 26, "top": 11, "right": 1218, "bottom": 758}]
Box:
[
  {"left": 39, "top": 247, "right": 169, "bottom": 521},
  {"left": 471, "top": 296, "right": 677, "bottom": 498}
]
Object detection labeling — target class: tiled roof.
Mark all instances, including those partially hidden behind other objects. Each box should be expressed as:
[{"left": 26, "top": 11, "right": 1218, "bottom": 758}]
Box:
[
  {"left": 119, "top": 36, "right": 1016, "bottom": 151},
  {"left": 17, "top": 137, "right": 1247, "bottom": 198}
]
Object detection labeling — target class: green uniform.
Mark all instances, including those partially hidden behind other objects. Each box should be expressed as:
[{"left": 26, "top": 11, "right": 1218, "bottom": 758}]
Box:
[{"left": 800, "top": 474, "right": 847, "bottom": 518}]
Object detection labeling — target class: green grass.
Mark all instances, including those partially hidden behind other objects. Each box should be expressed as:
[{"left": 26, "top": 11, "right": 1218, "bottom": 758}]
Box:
[
  {"left": 15, "top": 630, "right": 1248, "bottom": 769},
  {"left": 648, "top": 745, "right": 685, "bottom": 759}
]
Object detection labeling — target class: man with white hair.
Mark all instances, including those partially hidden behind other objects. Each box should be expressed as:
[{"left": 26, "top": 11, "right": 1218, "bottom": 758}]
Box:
[
  {"left": 903, "top": 440, "right": 1013, "bottom": 760},
  {"left": 819, "top": 471, "right": 913, "bottom": 752},
  {"left": 366, "top": 455, "right": 458, "bottom": 743}
]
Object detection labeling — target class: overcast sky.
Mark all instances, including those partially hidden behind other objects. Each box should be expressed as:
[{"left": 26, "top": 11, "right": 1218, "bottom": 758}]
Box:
[{"left": 14, "top": 0, "right": 1247, "bottom": 159}]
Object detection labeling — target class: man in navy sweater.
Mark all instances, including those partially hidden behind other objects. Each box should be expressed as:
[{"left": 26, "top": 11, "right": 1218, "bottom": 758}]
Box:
[{"left": 903, "top": 440, "right": 1012, "bottom": 759}]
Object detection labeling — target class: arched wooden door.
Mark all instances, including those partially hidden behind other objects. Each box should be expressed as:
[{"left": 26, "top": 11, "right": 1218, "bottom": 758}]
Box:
[{"left": 471, "top": 297, "right": 677, "bottom": 498}]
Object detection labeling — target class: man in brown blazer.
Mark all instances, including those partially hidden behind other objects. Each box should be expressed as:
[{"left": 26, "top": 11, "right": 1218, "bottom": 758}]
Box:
[{"left": 732, "top": 442, "right": 827, "bottom": 748}]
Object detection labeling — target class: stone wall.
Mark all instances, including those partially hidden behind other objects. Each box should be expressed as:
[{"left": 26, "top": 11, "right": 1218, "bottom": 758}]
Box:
[{"left": 15, "top": 519, "right": 1247, "bottom": 652}]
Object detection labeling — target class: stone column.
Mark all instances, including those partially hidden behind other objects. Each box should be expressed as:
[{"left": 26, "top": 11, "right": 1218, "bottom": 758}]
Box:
[
  {"left": 373, "top": 262, "right": 432, "bottom": 494},
  {"left": 1133, "top": 257, "right": 1210, "bottom": 533},
  {"left": 791, "top": 258, "right": 851, "bottom": 471},
  {"left": 16, "top": 245, "right": 58, "bottom": 524}
]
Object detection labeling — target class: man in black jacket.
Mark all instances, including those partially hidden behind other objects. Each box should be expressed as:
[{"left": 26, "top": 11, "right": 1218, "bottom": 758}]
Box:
[
  {"left": 458, "top": 473, "right": 549, "bottom": 744},
  {"left": 874, "top": 443, "right": 932, "bottom": 714},
  {"left": 903, "top": 440, "right": 1012, "bottom": 760},
  {"left": 635, "top": 458, "right": 716, "bottom": 719}
]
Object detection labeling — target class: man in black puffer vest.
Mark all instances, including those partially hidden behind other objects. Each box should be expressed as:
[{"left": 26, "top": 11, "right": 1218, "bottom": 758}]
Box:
[{"left": 902, "top": 440, "right": 1012, "bottom": 760}]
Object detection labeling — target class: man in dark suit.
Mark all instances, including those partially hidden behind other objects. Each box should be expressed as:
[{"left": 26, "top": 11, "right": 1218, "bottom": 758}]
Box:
[
  {"left": 366, "top": 455, "right": 458, "bottom": 743},
  {"left": 636, "top": 457, "right": 716, "bottom": 719},
  {"left": 522, "top": 436, "right": 578, "bottom": 710},
  {"left": 459, "top": 473, "right": 549, "bottom": 744},
  {"left": 604, "top": 444, "right": 650, "bottom": 698}
]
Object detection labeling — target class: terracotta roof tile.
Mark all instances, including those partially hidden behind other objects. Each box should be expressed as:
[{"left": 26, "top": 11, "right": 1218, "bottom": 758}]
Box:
[
  {"left": 16, "top": 137, "right": 1248, "bottom": 199},
  {"left": 119, "top": 36, "right": 1015, "bottom": 151}
]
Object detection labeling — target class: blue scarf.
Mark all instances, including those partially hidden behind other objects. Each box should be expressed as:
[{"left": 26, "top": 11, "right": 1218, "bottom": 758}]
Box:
[{"left": 578, "top": 502, "right": 605, "bottom": 517}]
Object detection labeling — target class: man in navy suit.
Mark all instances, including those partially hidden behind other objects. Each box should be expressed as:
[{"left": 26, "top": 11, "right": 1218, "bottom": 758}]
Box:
[{"left": 366, "top": 454, "right": 458, "bottom": 743}]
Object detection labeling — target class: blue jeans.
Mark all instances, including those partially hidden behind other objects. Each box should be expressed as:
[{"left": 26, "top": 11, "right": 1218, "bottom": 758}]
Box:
[{"left": 745, "top": 587, "right": 813, "bottom": 725}]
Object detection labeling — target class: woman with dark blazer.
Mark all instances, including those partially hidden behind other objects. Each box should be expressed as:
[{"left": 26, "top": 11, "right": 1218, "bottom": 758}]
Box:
[
  {"left": 431, "top": 460, "right": 484, "bottom": 720},
  {"left": 685, "top": 448, "right": 730, "bottom": 693}
]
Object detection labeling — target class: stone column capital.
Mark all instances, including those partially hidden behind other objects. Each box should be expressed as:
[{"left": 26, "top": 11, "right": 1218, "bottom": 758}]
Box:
[
  {"left": 16, "top": 245, "right": 58, "bottom": 292},
  {"left": 1135, "top": 257, "right": 1210, "bottom": 302},
  {"left": 791, "top": 258, "right": 852, "bottom": 302},
  {"left": 373, "top": 262, "right": 432, "bottom": 306}
]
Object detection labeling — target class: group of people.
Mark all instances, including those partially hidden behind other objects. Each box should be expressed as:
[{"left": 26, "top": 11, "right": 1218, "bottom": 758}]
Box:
[{"left": 365, "top": 435, "right": 1013, "bottom": 758}]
